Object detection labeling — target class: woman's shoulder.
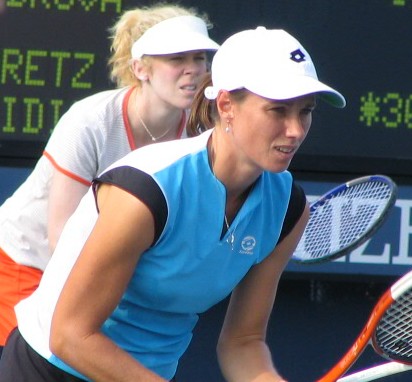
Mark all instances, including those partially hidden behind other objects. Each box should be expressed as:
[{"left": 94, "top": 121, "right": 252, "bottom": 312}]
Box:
[
  {"left": 68, "top": 87, "right": 129, "bottom": 112},
  {"left": 106, "top": 129, "right": 212, "bottom": 172},
  {"left": 54, "top": 87, "right": 130, "bottom": 134}
]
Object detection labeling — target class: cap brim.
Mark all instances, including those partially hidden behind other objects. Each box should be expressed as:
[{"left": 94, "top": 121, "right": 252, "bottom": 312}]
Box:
[
  {"left": 245, "top": 76, "right": 346, "bottom": 108},
  {"left": 317, "top": 91, "right": 346, "bottom": 108}
]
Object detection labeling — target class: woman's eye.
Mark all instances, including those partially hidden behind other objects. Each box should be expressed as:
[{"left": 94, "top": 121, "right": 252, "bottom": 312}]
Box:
[{"left": 271, "top": 107, "right": 286, "bottom": 114}]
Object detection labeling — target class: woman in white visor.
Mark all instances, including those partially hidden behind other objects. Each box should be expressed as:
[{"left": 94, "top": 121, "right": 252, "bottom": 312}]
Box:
[{"left": 0, "top": 2, "right": 219, "bottom": 358}]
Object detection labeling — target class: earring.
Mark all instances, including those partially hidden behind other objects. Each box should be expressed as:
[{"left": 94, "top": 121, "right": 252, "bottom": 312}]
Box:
[{"left": 225, "top": 120, "right": 231, "bottom": 133}]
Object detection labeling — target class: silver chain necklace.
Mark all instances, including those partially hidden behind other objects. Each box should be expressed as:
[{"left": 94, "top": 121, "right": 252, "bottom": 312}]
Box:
[
  {"left": 224, "top": 214, "right": 235, "bottom": 249},
  {"left": 137, "top": 113, "right": 175, "bottom": 142},
  {"left": 210, "top": 143, "right": 235, "bottom": 249}
]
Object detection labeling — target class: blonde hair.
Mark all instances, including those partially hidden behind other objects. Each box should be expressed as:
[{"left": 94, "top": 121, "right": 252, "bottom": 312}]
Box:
[{"left": 108, "top": 3, "right": 212, "bottom": 88}]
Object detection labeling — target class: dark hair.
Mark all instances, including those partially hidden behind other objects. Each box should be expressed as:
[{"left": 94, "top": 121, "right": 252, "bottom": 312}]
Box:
[
  {"left": 186, "top": 73, "right": 251, "bottom": 137},
  {"left": 186, "top": 73, "right": 216, "bottom": 137}
]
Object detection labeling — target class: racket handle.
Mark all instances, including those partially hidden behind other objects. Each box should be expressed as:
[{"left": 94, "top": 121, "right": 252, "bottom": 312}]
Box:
[{"left": 337, "top": 362, "right": 412, "bottom": 382}]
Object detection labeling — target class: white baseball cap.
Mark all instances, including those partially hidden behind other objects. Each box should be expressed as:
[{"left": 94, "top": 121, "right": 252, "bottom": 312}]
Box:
[
  {"left": 205, "top": 27, "right": 346, "bottom": 108},
  {"left": 131, "top": 15, "right": 220, "bottom": 59}
]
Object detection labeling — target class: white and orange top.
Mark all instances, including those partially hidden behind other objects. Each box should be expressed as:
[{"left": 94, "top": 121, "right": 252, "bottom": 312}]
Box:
[{"left": 0, "top": 87, "right": 187, "bottom": 271}]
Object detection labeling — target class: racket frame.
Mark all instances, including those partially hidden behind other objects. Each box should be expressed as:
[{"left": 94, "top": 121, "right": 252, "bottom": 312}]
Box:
[{"left": 337, "top": 362, "right": 412, "bottom": 382}]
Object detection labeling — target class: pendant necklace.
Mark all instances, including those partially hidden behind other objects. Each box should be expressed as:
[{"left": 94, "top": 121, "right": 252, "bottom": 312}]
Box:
[
  {"left": 224, "top": 214, "right": 235, "bottom": 249},
  {"left": 135, "top": 91, "right": 175, "bottom": 142},
  {"left": 137, "top": 113, "right": 175, "bottom": 142},
  {"left": 210, "top": 143, "right": 235, "bottom": 249}
]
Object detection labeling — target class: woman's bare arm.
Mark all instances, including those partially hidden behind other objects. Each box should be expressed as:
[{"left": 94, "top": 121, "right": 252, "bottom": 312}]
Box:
[
  {"left": 50, "top": 184, "right": 167, "bottom": 382},
  {"left": 217, "top": 202, "right": 310, "bottom": 382},
  {"left": 48, "top": 169, "right": 89, "bottom": 254}
]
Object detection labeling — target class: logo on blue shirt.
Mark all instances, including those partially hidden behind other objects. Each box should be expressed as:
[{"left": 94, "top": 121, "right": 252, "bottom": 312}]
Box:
[{"left": 239, "top": 236, "right": 256, "bottom": 255}]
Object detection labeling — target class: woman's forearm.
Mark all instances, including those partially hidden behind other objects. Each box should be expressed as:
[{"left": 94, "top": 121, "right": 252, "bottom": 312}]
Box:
[
  {"left": 217, "top": 337, "right": 288, "bottom": 382},
  {"left": 50, "top": 330, "right": 167, "bottom": 382}
]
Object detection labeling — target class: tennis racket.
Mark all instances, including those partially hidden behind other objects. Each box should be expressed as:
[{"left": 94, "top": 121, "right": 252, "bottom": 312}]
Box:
[
  {"left": 292, "top": 175, "right": 397, "bottom": 264},
  {"left": 316, "top": 269, "right": 412, "bottom": 382},
  {"left": 337, "top": 361, "right": 412, "bottom": 382}
]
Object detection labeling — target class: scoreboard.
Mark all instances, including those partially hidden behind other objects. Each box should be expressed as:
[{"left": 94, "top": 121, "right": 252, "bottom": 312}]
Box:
[
  {"left": 0, "top": 0, "right": 118, "bottom": 163},
  {"left": 1, "top": 0, "right": 412, "bottom": 177}
]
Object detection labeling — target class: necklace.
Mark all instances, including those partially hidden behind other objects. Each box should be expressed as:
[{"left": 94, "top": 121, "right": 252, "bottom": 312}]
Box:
[
  {"left": 224, "top": 214, "right": 235, "bottom": 249},
  {"left": 137, "top": 113, "right": 175, "bottom": 142},
  {"left": 210, "top": 142, "right": 235, "bottom": 249}
]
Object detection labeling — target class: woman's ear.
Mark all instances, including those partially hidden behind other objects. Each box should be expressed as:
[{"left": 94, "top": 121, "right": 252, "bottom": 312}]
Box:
[
  {"left": 216, "top": 90, "right": 234, "bottom": 120},
  {"left": 131, "top": 60, "right": 149, "bottom": 82}
]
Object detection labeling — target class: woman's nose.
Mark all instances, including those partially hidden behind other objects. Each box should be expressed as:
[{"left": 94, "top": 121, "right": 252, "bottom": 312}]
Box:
[{"left": 286, "top": 117, "right": 306, "bottom": 138}]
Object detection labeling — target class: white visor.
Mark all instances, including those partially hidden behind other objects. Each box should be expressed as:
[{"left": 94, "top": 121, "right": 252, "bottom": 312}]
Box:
[{"left": 131, "top": 15, "right": 219, "bottom": 59}]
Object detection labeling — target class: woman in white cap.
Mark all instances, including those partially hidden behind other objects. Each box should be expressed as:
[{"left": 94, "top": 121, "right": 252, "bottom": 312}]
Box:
[
  {"left": 0, "top": 27, "right": 345, "bottom": 381},
  {"left": 0, "top": 3, "right": 219, "bottom": 357}
]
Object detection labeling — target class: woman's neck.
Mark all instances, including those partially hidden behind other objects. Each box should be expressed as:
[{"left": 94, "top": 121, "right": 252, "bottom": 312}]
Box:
[
  {"left": 208, "top": 130, "right": 259, "bottom": 223},
  {"left": 129, "top": 88, "right": 184, "bottom": 146}
]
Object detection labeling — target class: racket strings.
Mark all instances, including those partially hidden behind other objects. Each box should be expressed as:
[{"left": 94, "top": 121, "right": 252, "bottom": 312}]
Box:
[
  {"left": 374, "top": 290, "right": 412, "bottom": 363},
  {"left": 294, "top": 180, "right": 392, "bottom": 261}
]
